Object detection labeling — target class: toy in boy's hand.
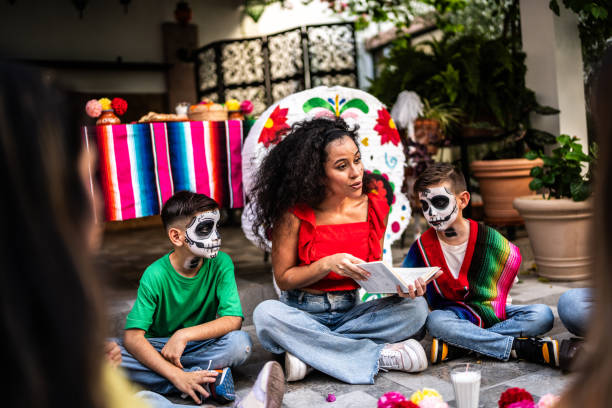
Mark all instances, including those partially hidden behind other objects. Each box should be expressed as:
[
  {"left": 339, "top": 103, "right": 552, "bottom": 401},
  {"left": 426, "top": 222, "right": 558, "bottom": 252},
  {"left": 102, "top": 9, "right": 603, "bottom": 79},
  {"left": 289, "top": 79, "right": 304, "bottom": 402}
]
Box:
[{"left": 111, "top": 97, "right": 128, "bottom": 116}]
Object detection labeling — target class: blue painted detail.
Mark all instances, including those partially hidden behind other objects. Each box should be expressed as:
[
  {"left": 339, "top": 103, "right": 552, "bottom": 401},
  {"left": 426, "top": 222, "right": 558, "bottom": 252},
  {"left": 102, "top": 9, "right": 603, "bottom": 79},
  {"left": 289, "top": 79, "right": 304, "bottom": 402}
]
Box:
[{"left": 385, "top": 152, "right": 398, "bottom": 169}]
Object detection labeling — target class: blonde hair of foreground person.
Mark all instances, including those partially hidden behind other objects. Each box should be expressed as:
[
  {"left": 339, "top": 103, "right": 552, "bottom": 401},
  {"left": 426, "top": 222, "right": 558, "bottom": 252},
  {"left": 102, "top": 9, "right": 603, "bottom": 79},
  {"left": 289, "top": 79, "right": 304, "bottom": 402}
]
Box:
[
  {"left": 559, "top": 46, "right": 612, "bottom": 407},
  {"left": 0, "top": 62, "right": 146, "bottom": 408}
]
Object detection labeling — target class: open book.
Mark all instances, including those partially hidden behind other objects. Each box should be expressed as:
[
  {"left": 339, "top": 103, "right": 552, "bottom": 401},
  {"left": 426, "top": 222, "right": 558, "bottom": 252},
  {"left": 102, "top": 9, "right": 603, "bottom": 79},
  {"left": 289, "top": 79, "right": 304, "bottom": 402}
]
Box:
[{"left": 356, "top": 262, "right": 441, "bottom": 294}]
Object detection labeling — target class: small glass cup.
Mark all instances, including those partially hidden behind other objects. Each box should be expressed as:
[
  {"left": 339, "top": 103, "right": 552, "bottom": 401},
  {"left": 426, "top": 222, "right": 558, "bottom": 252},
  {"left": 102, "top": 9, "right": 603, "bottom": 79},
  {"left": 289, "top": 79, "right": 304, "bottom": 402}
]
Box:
[{"left": 450, "top": 363, "right": 481, "bottom": 408}]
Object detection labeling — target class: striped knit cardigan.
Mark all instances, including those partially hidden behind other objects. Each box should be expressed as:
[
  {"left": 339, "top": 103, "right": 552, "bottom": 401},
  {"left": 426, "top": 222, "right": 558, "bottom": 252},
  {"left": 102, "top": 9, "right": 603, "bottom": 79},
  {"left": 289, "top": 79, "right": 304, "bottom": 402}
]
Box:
[{"left": 402, "top": 219, "right": 521, "bottom": 328}]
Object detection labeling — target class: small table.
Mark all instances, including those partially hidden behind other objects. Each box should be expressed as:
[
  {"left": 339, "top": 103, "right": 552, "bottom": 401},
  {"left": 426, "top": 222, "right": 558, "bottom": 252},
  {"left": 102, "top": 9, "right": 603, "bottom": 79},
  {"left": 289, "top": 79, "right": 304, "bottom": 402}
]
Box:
[{"left": 82, "top": 120, "right": 253, "bottom": 222}]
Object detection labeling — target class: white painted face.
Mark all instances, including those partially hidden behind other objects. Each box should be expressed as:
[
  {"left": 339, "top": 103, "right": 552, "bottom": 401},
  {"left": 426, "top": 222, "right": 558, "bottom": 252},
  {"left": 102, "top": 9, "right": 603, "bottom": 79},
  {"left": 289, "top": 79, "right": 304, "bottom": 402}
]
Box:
[
  {"left": 184, "top": 209, "right": 221, "bottom": 258},
  {"left": 419, "top": 186, "right": 458, "bottom": 231}
]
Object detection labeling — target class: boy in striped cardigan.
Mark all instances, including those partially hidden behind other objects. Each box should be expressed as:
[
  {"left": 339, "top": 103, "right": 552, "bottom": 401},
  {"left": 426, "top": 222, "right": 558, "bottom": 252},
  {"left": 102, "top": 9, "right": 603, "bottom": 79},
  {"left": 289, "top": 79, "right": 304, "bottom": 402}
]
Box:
[{"left": 399, "top": 163, "right": 559, "bottom": 367}]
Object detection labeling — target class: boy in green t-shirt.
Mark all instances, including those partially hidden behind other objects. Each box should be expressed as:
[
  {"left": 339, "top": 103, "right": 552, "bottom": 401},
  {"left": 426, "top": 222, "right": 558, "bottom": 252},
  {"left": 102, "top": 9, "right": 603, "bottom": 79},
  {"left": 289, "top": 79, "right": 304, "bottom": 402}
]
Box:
[{"left": 116, "top": 191, "right": 251, "bottom": 404}]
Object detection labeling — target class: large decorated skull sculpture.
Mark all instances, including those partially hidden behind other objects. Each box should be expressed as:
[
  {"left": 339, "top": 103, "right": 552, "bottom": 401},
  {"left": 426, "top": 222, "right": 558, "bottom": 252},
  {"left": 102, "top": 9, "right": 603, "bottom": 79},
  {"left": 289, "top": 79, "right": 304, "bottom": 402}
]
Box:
[{"left": 241, "top": 86, "right": 412, "bottom": 268}]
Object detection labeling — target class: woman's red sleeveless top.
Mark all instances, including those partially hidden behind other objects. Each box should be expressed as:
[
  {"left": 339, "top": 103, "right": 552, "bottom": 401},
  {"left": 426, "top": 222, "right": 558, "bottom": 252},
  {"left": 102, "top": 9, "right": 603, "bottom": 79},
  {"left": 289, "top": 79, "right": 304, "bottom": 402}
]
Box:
[{"left": 290, "top": 190, "right": 390, "bottom": 292}]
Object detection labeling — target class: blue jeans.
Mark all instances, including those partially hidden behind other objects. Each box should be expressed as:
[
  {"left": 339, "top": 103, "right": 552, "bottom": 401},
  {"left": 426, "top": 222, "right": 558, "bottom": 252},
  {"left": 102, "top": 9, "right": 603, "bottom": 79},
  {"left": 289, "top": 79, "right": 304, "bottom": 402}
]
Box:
[
  {"left": 136, "top": 391, "right": 184, "bottom": 408},
  {"left": 113, "top": 330, "right": 252, "bottom": 394},
  {"left": 426, "top": 304, "right": 554, "bottom": 360},
  {"left": 253, "top": 290, "right": 429, "bottom": 384},
  {"left": 557, "top": 288, "right": 591, "bottom": 337}
]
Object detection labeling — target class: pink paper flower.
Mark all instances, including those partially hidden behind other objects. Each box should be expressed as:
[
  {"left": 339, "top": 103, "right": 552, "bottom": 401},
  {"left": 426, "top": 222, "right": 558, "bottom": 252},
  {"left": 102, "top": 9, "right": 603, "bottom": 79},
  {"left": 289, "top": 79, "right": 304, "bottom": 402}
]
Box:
[
  {"left": 326, "top": 393, "right": 336, "bottom": 402},
  {"left": 240, "top": 99, "right": 254, "bottom": 115},
  {"left": 378, "top": 392, "right": 405, "bottom": 408},
  {"left": 537, "top": 394, "right": 560, "bottom": 408},
  {"left": 507, "top": 401, "right": 536, "bottom": 408},
  {"left": 85, "top": 99, "right": 102, "bottom": 118},
  {"left": 419, "top": 396, "right": 449, "bottom": 408}
]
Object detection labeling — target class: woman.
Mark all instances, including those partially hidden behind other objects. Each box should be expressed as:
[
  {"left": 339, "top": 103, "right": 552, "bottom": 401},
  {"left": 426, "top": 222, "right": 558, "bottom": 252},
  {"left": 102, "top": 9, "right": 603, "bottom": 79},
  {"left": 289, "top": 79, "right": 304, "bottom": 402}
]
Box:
[
  {"left": 0, "top": 63, "right": 284, "bottom": 408},
  {"left": 251, "top": 117, "right": 434, "bottom": 385},
  {"left": 559, "top": 46, "right": 612, "bottom": 406},
  {"left": 0, "top": 62, "right": 146, "bottom": 408}
]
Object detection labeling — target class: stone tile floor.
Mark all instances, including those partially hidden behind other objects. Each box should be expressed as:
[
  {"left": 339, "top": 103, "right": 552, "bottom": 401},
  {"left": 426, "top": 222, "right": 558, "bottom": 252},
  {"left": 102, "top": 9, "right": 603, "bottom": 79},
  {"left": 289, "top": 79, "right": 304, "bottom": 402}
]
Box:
[{"left": 97, "top": 217, "right": 588, "bottom": 407}]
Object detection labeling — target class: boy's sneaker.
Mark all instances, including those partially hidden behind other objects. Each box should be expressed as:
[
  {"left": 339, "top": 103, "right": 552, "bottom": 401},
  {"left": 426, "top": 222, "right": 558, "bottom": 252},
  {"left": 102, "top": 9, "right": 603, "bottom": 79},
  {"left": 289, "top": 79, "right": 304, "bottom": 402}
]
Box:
[
  {"left": 284, "top": 352, "right": 313, "bottom": 382},
  {"left": 379, "top": 339, "right": 428, "bottom": 373},
  {"left": 512, "top": 337, "right": 560, "bottom": 368},
  {"left": 430, "top": 338, "right": 469, "bottom": 364},
  {"left": 559, "top": 337, "right": 583, "bottom": 372},
  {"left": 236, "top": 361, "right": 285, "bottom": 408},
  {"left": 208, "top": 367, "right": 236, "bottom": 404}
]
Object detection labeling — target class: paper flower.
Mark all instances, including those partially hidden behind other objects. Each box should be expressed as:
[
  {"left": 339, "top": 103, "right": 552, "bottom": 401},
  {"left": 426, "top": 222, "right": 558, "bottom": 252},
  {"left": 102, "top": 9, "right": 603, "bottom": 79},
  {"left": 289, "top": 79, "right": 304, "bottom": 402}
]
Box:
[
  {"left": 226, "top": 98, "right": 240, "bottom": 111},
  {"left": 377, "top": 392, "right": 405, "bottom": 408},
  {"left": 507, "top": 402, "right": 536, "bottom": 408},
  {"left": 99, "top": 97, "right": 112, "bottom": 111},
  {"left": 374, "top": 108, "right": 400, "bottom": 146},
  {"left": 419, "top": 396, "right": 449, "bottom": 408},
  {"left": 111, "top": 98, "right": 128, "bottom": 115},
  {"left": 326, "top": 393, "right": 336, "bottom": 402},
  {"left": 395, "top": 401, "right": 419, "bottom": 408},
  {"left": 410, "top": 388, "right": 443, "bottom": 405},
  {"left": 258, "top": 105, "right": 290, "bottom": 148},
  {"left": 240, "top": 99, "right": 254, "bottom": 114},
  {"left": 85, "top": 99, "right": 102, "bottom": 118},
  {"left": 536, "top": 394, "right": 560, "bottom": 408},
  {"left": 499, "top": 388, "right": 534, "bottom": 408}
]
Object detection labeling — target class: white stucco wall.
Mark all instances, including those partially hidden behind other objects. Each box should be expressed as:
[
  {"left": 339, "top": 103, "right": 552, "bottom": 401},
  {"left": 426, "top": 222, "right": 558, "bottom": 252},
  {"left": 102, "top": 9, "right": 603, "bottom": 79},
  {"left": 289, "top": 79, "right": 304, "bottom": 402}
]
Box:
[
  {"left": 0, "top": 0, "right": 373, "bottom": 94},
  {"left": 519, "top": 0, "right": 588, "bottom": 148}
]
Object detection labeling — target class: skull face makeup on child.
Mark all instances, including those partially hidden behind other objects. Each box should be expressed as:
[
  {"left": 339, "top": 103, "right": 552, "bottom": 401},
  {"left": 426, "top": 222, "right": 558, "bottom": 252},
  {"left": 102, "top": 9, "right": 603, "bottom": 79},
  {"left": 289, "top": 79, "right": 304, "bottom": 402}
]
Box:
[
  {"left": 184, "top": 209, "right": 221, "bottom": 259},
  {"left": 419, "top": 186, "right": 458, "bottom": 231}
]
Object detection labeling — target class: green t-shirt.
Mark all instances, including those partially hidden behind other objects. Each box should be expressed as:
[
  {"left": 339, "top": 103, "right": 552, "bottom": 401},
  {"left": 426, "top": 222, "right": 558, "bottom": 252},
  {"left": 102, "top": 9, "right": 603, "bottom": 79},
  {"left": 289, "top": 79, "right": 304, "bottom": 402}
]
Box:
[{"left": 125, "top": 251, "right": 243, "bottom": 338}]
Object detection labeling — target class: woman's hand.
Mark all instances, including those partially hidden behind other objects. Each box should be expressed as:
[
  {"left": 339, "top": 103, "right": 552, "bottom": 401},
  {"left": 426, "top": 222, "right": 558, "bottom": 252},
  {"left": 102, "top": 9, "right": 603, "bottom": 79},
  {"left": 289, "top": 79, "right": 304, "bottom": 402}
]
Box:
[
  {"left": 324, "top": 253, "right": 370, "bottom": 281},
  {"left": 396, "top": 270, "right": 443, "bottom": 299}
]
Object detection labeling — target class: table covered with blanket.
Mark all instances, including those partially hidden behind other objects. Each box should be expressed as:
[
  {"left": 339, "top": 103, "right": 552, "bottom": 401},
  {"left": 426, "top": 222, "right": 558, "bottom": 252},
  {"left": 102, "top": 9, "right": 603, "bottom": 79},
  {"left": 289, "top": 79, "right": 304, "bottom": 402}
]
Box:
[{"left": 82, "top": 120, "right": 253, "bottom": 221}]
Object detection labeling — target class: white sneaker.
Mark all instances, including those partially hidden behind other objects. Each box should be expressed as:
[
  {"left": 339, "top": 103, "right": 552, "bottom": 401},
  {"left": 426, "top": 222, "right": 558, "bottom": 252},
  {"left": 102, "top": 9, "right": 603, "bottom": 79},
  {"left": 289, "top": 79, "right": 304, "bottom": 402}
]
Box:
[
  {"left": 284, "top": 352, "right": 313, "bottom": 381},
  {"left": 378, "top": 339, "right": 428, "bottom": 373},
  {"left": 236, "top": 361, "right": 285, "bottom": 408}
]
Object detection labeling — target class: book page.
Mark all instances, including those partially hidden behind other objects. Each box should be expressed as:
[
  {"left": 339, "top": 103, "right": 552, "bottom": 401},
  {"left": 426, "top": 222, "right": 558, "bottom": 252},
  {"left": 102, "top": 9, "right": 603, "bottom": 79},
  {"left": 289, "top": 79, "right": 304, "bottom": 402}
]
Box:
[
  {"left": 356, "top": 262, "right": 403, "bottom": 294},
  {"left": 394, "top": 267, "right": 440, "bottom": 290},
  {"left": 356, "top": 262, "right": 440, "bottom": 294}
]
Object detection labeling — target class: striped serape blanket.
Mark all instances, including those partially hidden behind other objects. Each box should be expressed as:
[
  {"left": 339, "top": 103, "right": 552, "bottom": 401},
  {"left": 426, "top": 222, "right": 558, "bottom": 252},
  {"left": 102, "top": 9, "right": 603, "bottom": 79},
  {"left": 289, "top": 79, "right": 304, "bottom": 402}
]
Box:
[
  {"left": 82, "top": 120, "right": 250, "bottom": 221},
  {"left": 402, "top": 219, "right": 521, "bottom": 328}
]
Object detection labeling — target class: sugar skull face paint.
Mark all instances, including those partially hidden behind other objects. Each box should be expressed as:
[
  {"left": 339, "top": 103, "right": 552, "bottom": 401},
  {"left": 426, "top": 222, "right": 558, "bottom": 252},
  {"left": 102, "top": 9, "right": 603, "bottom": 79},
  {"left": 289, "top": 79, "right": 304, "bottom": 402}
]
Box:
[
  {"left": 184, "top": 209, "right": 221, "bottom": 258},
  {"left": 419, "top": 186, "right": 458, "bottom": 231}
]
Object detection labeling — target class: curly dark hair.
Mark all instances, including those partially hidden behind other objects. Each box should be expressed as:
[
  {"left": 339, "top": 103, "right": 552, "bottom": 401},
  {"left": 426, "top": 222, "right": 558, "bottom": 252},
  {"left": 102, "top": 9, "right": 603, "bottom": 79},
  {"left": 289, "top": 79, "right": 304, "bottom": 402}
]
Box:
[{"left": 250, "top": 116, "right": 362, "bottom": 239}]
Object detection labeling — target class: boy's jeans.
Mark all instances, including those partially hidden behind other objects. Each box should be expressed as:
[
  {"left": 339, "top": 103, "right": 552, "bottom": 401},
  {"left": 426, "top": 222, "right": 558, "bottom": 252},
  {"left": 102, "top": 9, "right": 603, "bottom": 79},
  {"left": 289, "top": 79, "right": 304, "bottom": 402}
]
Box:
[
  {"left": 253, "top": 290, "right": 429, "bottom": 384},
  {"left": 557, "top": 288, "right": 592, "bottom": 337},
  {"left": 426, "top": 304, "right": 554, "bottom": 360},
  {"left": 113, "top": 330, "right": 252, "bottom": 394}
]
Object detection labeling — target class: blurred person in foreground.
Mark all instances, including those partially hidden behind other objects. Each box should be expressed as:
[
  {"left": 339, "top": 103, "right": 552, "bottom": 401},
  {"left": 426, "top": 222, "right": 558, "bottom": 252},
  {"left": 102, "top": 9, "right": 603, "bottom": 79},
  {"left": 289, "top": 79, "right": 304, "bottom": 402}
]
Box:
[
  {"left": 0, "top": 63, "right": 284, "bottom": 408},
  {"left": 0, "top": 62, "right": 144, "bottom": 407},
  {"left": 559, "top": 46, "right": 612, "bottom": 407}
]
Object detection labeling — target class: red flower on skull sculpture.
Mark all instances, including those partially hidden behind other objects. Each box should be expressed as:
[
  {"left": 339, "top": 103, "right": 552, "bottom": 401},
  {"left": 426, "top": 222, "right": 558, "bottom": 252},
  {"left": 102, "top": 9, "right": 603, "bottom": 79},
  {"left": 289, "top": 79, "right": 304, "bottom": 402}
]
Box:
[
  {"left": 259, "top": 105, "right": 290, "bottom": 148},
  {"left": 374, "top": 108, "right": 400, "bottom": 146}
]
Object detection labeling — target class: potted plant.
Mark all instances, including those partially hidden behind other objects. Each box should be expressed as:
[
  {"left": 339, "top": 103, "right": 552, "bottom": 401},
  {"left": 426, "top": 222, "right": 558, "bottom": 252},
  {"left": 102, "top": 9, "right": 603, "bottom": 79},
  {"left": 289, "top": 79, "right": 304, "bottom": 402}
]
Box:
[
  {"left": 513, "top": 135, "right": 596, "bottom": 280},
  {"left": 413, "top": 99, "right": 463, "bottom": 154}
]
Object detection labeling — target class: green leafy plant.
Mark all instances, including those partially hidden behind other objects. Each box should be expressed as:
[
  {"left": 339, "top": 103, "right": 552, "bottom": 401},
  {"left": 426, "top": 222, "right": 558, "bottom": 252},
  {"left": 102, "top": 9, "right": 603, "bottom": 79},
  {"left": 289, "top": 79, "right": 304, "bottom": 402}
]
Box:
[
  {"left": 526, "top": 134, "right": 597, "bottom": 201},
  {"left": 549, "top": 0, "right": 612, "bottom": 72},
  {"left": 370, "top": 33, "right": 559, "bottom": 156},
  {"left": 419, "top": 99, "right": 463, "bottom": 136}
]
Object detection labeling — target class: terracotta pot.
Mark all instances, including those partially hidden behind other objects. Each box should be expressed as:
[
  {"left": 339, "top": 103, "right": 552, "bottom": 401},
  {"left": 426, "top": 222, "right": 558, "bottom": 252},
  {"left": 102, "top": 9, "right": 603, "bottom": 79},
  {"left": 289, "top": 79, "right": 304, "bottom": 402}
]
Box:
[
  {"left": 513, "top": 195, "right": 593, "bottom": 281},
  {"left": 96, "top": 109, "right": 121, "bottom": 126},
  {"left": 414, "top": 118, "right": 442, "bottom": 154},
  {"left": 471, "top": 158, "right": 542, "bottom": 224}
]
